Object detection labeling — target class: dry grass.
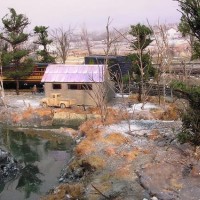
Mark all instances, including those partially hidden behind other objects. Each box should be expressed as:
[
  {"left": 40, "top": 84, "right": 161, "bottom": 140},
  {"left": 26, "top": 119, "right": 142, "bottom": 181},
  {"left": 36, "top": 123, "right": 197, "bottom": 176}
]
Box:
[
  {"left": 105, "top": 108, "right": 126, "bottom": 125},
  {"left": 112, "top": 164, "right": 133, "bottom": 180},
  {"left": 11, "top": 113, "right": 22, "bottom": 123},
  {"left": 13, "top": 108, "right": 53, "bottom": 123},
  {"left": 161, "top": 104, "right": 180, "bottom": 120},
  {"left": 41, "top": 183, "right": 84, "bottom": 200},
  {"left": 69, "top": 155, "right": 106, "bottom": 173},
  {"left": 148, "top": 129, "right": 161, "bottom": 140},
  {"left": 21, "top": 107, "right": 34, "bottom": 119},
  {"left": 79, "top": 107, "right": 126, "bottom": 128},
  {"left": 170, "top": 178, "right": 183, "bottom": 190},
  {"left": 150, "top": 103, "right": 180, "bottom": 120},
  {"left": 104, "top": 132, "right": 130, "bottom": 146},
  {"left": 82, "top": 155, "right": 106, "bottom": 171},
  {"left": 150, "top": 108, "right": 164, "bottom": 119},
  {"left": 79, "top": 119, "right": 102, "bottom": 134},
  {"left": 128, "top": 94, "right": 175, "bottom": 105},
  {"left": 33, "top": 108, "right": 53, "bottom": 117},
  {"left": 75, "top": 139, "right": 96, "bottom": 156},
  {"left": 128, "top": 94, "right": 139, "bottom": 103},
  {"left": 87, "top": 182, "right": 112, "bottom": 200},
  {"left": 104, "top": 147, "right": 117, "bottom": 156},
  {"left": 119, "top": 149, "right": 139, "bottom": 162}
]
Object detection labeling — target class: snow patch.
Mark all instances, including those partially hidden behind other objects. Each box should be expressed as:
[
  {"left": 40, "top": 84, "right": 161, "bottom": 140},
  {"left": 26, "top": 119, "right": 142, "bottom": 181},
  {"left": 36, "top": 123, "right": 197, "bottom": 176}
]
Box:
[
  {"left": 126, "top": 103, "right": 159, "bottom": 113},
  {"left": 15, "top": 99, "right": 40, "bottom": 108}
]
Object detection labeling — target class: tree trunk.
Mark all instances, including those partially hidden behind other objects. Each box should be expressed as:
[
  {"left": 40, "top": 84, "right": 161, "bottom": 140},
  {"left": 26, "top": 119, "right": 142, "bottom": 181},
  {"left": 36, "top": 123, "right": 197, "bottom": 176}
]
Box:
[
  {"left": 16, "top": 79, "right": 20, "bottom": 95},
  {"left": 138, "top": 82, "right": 142, "bottom": 102},
  {"left": 157, "top": 81, "right": 161, "bottom": 105}
]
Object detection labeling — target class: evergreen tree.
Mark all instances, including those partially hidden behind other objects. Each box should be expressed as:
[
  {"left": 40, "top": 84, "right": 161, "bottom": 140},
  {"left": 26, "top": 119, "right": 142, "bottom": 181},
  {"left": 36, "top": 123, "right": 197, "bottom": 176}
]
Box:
[
  {"left": 34, "top": 26, "right": 55, "bottom": 63},
  {"left": 128, "top": 23, "right": 155, "bottom": 102},
  {"left": 0, "top": 8, "right": 34, "bottom": 95},
  {"left": 174, "top": 0, "right": 200, "bottom": 145},
  {"left": 176, "top": 0, "right": 200, "bottom": 59}
]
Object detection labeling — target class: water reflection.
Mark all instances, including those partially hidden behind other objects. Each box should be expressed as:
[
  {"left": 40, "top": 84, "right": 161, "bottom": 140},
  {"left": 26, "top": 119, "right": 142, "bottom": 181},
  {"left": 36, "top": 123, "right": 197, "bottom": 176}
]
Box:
[
  {"left": 4, "top": 130, "right": 40, "bottom": 164},
  {"left": 16, "top": 164, "right": 42, "bottom": 199},
  {"left": 0, "top": 127, "right": 73, "bottom": 199}
]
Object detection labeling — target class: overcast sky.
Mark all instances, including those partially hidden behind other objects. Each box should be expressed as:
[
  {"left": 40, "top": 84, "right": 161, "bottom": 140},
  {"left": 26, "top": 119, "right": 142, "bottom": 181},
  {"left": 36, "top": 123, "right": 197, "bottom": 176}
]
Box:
[{"left": 0, "top": 0, "right": 181, "bottom": 32}]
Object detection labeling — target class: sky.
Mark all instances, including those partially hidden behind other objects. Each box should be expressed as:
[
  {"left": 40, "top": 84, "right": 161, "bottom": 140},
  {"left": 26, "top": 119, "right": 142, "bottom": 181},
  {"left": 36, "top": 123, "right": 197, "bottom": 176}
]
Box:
[{"left": 0, "top": 0, "right": 181, "bottom": 32}]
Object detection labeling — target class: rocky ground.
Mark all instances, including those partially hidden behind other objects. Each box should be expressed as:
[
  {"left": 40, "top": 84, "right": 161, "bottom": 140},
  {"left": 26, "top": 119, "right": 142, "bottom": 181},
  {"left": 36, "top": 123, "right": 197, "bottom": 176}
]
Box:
[{"left": 1, "top": 92, "right": 200, "bottom": 200}]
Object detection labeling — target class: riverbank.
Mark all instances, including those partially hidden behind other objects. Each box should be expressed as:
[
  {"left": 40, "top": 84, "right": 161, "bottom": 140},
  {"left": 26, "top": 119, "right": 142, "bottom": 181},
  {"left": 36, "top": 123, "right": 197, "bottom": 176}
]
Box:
[{"left": 1, "top": 93, "right": 200, "bottom": 199}]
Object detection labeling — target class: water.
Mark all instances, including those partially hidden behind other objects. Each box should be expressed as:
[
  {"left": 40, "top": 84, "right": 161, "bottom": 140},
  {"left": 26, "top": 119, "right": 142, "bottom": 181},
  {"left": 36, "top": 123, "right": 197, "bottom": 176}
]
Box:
[{"left": 0, "top": 126, "right": 74, "bottom": 200}]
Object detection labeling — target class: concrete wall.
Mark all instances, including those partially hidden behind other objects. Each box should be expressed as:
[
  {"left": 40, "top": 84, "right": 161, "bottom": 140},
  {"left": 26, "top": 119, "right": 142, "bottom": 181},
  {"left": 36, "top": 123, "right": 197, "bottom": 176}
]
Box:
[{"left": 44, "top": 82, "right": 115, "bottom": 106}]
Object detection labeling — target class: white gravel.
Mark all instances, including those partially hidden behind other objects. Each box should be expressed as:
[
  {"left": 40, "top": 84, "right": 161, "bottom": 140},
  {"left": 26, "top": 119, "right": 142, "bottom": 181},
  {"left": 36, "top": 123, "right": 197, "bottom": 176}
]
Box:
[{"left": 2, "top": 93, "right": 44, "bottom": 109}]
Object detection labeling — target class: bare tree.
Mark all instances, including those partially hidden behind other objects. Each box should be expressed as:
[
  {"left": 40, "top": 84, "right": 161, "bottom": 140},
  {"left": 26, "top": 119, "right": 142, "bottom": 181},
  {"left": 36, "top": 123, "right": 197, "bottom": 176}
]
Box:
[
  {"left": 80, "top": 25, "right": 93, "bottom": 56},
  {"left": 149, "top": 22, "right": 173, "bottom": 105},
  {"left": 84, "top": 66, "right": 114, "bottom": 125},
  {"left": 51, "top": 26, "right": 73, "bottom": 63},
  {"left": 102, "top": 17, "right": 124, "bottom": 63},
  {"left": 83, "top": 18, "right": 124, "bottom": 124}
]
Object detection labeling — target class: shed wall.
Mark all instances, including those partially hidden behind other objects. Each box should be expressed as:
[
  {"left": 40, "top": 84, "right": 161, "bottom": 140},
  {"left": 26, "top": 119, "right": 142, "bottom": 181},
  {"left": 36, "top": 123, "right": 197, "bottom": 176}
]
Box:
[{"left": 44, "top": 82, "right": 115, "bottom": 106}]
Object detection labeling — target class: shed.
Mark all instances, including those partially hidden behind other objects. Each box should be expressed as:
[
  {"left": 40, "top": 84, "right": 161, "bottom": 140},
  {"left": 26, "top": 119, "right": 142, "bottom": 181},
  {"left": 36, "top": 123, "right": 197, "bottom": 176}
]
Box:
[{"left": 41, "top": 64, "right": 115, "bottom": 106}]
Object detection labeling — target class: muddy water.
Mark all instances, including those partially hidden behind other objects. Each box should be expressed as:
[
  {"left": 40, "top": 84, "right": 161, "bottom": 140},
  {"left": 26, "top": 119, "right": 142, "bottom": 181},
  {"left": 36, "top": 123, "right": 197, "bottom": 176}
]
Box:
[{"left": 0, "top": 126, "right": 74, "bottom": 200}]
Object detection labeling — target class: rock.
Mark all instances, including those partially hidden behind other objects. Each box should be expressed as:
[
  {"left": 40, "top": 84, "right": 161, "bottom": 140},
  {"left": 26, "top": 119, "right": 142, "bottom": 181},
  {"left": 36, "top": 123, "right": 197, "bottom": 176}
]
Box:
[
  {"left": 0, "top": 148, "right": 21, "bottom": 184},
  {"left": 58, "top": 177, "right": 64, "bottom": 182}
]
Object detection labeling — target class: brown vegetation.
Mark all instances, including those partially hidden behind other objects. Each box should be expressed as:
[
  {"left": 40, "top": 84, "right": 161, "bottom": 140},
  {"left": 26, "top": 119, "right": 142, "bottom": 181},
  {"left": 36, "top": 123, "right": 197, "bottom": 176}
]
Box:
[
  {"left": 42, "top": 183, "right": 84, "bottom": 200},
  {"left": 75, "top": 139, "right": 96, "bottom": 156},
  {"left": 112, "top": 164, "right": 134, "bottom": 180},
  {"left": 150, "top": 104, "right": 180, "bottom": 120},
  {"left": 148, "top": 129, "right": 161, "bottom": 140},
  {"left": 81, "top": 155, "right": 106, "bottom": 171},
  {"left": 119, "top": 149, "right": 139, "bottom": 162},
  {"left": 104, "top": 132, "right": 130, "bottom": 146}
]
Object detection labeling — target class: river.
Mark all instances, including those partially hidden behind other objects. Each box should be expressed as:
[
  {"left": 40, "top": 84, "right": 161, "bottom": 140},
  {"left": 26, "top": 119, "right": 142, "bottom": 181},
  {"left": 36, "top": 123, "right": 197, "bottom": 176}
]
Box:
[{"left": 0, "top": 125, "right": 74, "bottom": 200}]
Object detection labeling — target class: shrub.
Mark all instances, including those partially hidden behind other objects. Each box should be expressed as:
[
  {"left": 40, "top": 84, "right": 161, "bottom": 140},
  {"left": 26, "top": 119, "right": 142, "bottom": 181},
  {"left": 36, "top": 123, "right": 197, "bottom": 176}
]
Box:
[
  {"left": 177, "top": 108, "right": 200, "bottom": 145},
  {"left": 172, "top": 81, "right": 200, "bottom": 145},
  {"left": 172, "top": 82, "right": 200, "bottom": 145},
  {"left": 177, "top": 130, "right": 194, "bottom": 144}
]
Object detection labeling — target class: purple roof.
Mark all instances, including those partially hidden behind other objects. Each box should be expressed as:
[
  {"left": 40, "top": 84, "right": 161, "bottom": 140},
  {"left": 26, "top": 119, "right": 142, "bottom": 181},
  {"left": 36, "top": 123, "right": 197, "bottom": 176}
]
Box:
[{"left": 41, "top": 64, "right": 105, "bottom": 83}]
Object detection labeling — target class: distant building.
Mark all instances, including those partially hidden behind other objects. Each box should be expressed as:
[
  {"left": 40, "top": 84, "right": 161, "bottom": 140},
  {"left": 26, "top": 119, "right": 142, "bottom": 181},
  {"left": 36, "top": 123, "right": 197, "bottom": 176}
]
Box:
[
  {"left": 41, "top": 64, "right": 115, "bottom": 106},
  {"left": 84, "top": 55, "right": 131, "bottom": 77},
  {"left": 167, "top": 28, "right": 181, "bottom": 39}
]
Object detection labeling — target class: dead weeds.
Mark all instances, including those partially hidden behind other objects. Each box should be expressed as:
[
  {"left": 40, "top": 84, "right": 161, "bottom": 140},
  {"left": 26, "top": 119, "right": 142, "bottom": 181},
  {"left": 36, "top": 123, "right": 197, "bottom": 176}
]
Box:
[
  {"left": 42, "top": 183, "right": 84, "bottom": 200},
  {"left": 75, "top": 139, "right": 96, "bottom": 156},
  {"left": 104, "top": 133, "right": 130, "bottom": 146}
]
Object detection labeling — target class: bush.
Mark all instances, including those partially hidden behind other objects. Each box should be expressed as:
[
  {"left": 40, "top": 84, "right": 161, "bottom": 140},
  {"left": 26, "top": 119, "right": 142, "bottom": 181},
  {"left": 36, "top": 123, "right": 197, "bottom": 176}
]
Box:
[
  {"left": 171, "top": 81, "right": 200, "bottom": 145},
  {"left": 177, "top": 108, "right": 200, "bottom": 145},
  {"left": 177, "top": 130, "right": 194, "bottom": 144}
]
